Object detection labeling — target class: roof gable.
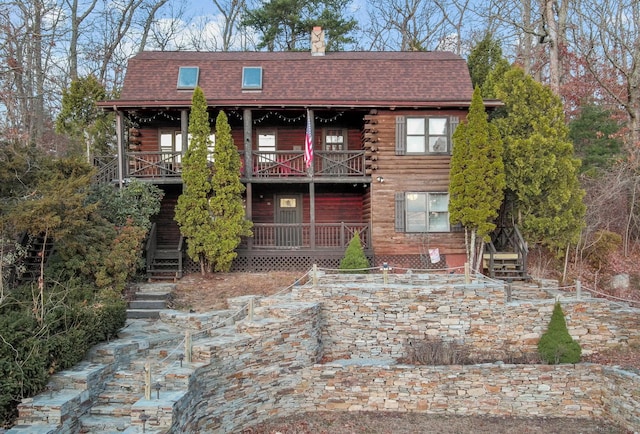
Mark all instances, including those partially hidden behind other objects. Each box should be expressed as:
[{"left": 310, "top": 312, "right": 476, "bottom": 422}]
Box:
[{"left": 110, "top": 51, "right": 474, "bottom": 109}]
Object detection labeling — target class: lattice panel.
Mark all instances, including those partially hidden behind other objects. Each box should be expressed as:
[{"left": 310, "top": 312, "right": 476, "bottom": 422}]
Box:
[{"left": 185, "top": 253, "right": 441, "bottom": 273}]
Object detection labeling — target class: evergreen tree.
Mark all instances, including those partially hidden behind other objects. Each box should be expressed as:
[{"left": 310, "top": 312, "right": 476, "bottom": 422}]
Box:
[
  {"left": 467, "top": 33, "right": 511, "bottom": 91},
  {"left": 208, "top": 111, "right": 253, "bottom": 272},
  {"left": 491, "top": 67, "right": 586, "bottom": 253},
  {"left": 242, "top": 0, "right": 357, "bottom": 51},
  {"left": 55, "top": 75, "right": 114, "bottom": 157},
  {"left": 449, "top": 86, "right": 505, "bottom": 271},
  {"left": 339, "top": 231, "right": 369, "bottom": 273},
  {"left": 569, "top": 105, "right": 623, "bottom": 174},
  {"left": 175, "top": 87, "right": 215, "bottom": 275},
  {"left": 538, "top": 302, "right": 581, "bottom": 364}
]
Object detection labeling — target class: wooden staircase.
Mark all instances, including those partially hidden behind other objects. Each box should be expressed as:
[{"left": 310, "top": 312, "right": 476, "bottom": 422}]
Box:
[
  {"left": 16, "top": 233, "right": 55, "bottom": 284},
  {"left": 146, "top": 223, "right": 184, "bottom": 281},
  {"left": 483, "top": 225, "right": 529, "bottom": 281},
  {"left": 146, "top": 192, "right": 185, "bottom": 281}
]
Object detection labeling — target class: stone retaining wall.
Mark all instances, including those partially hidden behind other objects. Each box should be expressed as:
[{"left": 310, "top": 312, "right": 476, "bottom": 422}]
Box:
[
  {"left": 290, "top": 278, "right": 639, "bottom": 360},
  {"left": 164, "top": 278, "right": 640, "bottom": 433}
]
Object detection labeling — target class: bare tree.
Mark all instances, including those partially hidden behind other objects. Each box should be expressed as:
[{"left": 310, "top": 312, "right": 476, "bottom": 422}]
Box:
[
  {"left": 364, "top": 0, "right": 447, "bottom": 51},
  {"left": 574, "top": 0, "right": 640, "bottom": 149},
  {"left": 65, "top": 0, "right": 100, "bottom": 80}
]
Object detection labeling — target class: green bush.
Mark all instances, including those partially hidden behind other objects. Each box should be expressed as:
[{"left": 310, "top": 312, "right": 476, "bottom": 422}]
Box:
[
  {"left": 537, "top": 302, "right": 582, "bottom": 364},
  {"left": 582, "top": 230, "right": 621, "bottom": 269},
  {"left": 339, "top": 231, "right": 369, "bottom": 273}
]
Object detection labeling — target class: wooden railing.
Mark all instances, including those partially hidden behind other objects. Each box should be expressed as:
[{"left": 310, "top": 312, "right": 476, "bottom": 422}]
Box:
[
  {"left": 92, "top": 156, "right": 118, "bottom": 184},
  {"left": 93, "top": 150, "right": 368, "bottom": 182},
  {"left": 145, "top": 223, "right": 158, "bottom": 273},
  {"left": 127, "top": 151, "right": 182, "bottom": 179},
  {"left": 250, "top": 150, "right": 366, "bottom": 177},
  {"left": 242, "top": 222, "right": 371, "bottom": 249}
]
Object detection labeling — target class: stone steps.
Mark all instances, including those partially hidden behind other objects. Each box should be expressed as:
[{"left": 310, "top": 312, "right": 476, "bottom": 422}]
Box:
[{"left": 126, "top": 283, "right": 175, "bottom": 319}]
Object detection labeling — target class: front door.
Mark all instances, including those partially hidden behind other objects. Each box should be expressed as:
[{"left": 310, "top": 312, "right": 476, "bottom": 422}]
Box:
[{"left": 275, "top": 195, "right": 302, "bottom": 247}]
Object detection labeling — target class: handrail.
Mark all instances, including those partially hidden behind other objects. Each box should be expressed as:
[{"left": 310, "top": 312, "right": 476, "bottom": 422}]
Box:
[
  {"left": 177, "top": 235, "right": 184, "bottom": 279},
  {"left": 145, "top": 223, "right": 157, "bottom": 274}
]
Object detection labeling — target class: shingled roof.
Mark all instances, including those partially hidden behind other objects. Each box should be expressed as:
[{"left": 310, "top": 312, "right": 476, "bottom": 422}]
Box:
[{"left": 102, "top": 51, "right": 474, "bottom": 110}]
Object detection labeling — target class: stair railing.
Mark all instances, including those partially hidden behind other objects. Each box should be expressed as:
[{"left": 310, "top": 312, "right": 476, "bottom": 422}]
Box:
[
  {"left": 145, "top": 223, "right": 157, "bottom": 276},
  {"left": 513, "top": 225, "right": 528, "bottom": 278},
  {"left": 177, "top": 235, "right": 184, "bottom": 279},
  {"left": 485, "top": 240, "right": 498, "bottom": 278}
]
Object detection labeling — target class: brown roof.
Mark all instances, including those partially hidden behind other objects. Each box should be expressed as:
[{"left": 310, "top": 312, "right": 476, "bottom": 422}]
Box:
[{"left": 102, "top": 51, "right": 474, "bottom": 109}]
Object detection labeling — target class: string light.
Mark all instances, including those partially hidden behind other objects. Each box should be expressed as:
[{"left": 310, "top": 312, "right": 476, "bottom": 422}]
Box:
[{"left": 127, "top": 109, "right": 345, "bottom": 126}]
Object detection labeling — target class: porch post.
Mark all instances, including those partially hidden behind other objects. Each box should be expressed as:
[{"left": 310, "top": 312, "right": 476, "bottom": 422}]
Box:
[
  {"left": 115, "top": 109, "right": 124, "bottom": 189},
  {"left": 244, "top": 109, "right": 254, "bottom": 249},
  {"left": 310, "top": 182, "right": 315, "bottom": 250},
  {"left": 244, "top": 109, "right": 253, "bottom": 178},
  {"left": 180, "top": 109, "right": 189, "bottom": 155}
]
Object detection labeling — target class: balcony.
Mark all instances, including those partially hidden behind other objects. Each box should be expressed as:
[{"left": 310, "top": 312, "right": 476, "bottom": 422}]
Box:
[{"left": 92, "top": 149, "right": 370, "bottom": 184}]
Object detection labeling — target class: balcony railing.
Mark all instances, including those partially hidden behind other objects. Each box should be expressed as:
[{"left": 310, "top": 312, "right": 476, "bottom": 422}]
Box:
[
  {"left": 251, "top": 150, "right": 366, "bottom": 177},
  {"left": 241, "top": 222, "right": 371, "bottom": 250},
  {"left": 93, "top": 150, "right": 368, "bottom": 182}
]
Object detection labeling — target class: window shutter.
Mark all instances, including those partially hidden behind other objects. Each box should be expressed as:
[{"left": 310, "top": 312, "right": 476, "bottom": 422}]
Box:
[
  {"left": 395, "top": 192, "right": 406, "bottom": 232},
  {"left": 449, "top": 116, "right": 460, "bottom": 152},
  {"left": 395, "top": 116, "right": 406, "bottom": 155}
]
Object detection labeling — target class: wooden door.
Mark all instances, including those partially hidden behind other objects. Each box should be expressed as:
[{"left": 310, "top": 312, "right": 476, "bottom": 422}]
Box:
[{"left": 275, "top": 195, "right": 302, "bottom": 247}]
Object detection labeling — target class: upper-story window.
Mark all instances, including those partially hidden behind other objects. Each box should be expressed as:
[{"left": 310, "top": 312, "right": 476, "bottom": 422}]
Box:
[
  {"left": 242, "top": 66, "right": 263, "bottom": 90},
  {"left": 395, "top": 192, "right": 450, "bottom": 232},
  {"left": 160, "top": 130, "right": 215, "bottom": 163},
  {"left": 323, "top": 128, "right": 347, "bottom": 151},
  {"left": 177, "top": 66, "right": 199, "bottom": 89},
  {"left": 257, "top": 130, "right": 276, "bottom": 162},
  {"left": 395, "top": 116, "right": 459, "bottom": 155}
]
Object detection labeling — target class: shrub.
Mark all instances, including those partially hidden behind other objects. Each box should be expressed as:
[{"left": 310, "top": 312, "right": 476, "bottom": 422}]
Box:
[
  {"left": 400, "top": 337, "right": 469, "bottom": 365},
  {"left": 537, "top": 302, "right": 582, "bottom": 364},
  {"left": 582, "top": 230, "right": 621, "bottom": 269},
  {"left": 339, "top": 231, "right": 369, "bottom": 273}
]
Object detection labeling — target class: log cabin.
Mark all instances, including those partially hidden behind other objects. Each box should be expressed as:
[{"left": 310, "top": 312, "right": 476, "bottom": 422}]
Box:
[{"left": 97, "top": 29, "right": 496, "bottom": 276}]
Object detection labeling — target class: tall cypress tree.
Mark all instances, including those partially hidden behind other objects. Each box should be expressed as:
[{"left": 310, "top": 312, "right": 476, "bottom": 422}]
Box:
[
  {"left": 175, "top": 86, "right": 214, "bottom": 275},
  {"left": 449, "top": 86, "right": 505, "bottom": 271},
  {"left": 490, "top": 67, "right": 585, "bottom": 253},
  {"left": 208, "top": 111, "right": 253, "bottom": 272}
]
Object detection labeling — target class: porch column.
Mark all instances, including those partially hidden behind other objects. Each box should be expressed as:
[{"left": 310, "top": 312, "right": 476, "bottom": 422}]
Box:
[
  {"left": 243, "top": 109, "right": 253, "bottom": 178},
  {"left": 244, "top": 109, "right": 254, "bottom": 249},
  {"left": 115, "top": 109, "right": 124, "bottom": 189},
  {"left": 180, "top": 109, "right": 189, "bottom": 155},
  {"left": 245, "top": 183, "right": 253, "bottom": 249},
  {"left": 310, "top": 182, "right": 315, "bottom": 250}
]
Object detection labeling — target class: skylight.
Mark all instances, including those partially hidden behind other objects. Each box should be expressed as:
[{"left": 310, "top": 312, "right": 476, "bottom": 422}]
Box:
[
  {"left": 177, "top": 66, "right": 199, "bottom": 89},
  {"left": 242, "top": 66, "right": 263, "bottom": 90}
]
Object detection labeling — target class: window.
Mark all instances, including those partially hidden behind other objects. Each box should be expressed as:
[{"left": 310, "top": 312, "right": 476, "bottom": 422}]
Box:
[
  {"left": 242, "top": 66, "right": 263, "bottom": 90},
  {"left": 395, "top": 116, "right": 459, "bottom": 155},
  {"left": 177, "top": 66, "right": 199, "bottom": 89},
  {"left": 323, "top": 128, "right": 346, "bottom": 151},
  {"left": 160, "top": 131, "right": 215, "bottom": 163},
  {"left": 395, "top": 192, "right": 450, "bottom": 232},
  {"left": 257, "top": 130, "right": 276, "bottom": 163}
]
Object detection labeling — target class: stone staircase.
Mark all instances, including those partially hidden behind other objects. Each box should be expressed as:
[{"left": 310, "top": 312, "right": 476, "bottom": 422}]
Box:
[
  {"left": 6, "top": 308, "right": 232, "bottom": 434},
  {"left": 126, "top": 283, "right": 175, "bottom": 319}
]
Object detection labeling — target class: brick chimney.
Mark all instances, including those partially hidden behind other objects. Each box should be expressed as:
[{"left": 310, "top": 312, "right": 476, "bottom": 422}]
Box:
[{"left": 311, "top": 26, "right": 325, "bottom": 56}]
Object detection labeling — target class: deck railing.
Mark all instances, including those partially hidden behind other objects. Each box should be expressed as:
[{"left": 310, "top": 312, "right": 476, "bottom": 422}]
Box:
[
  {"left": 92, "top": 156, "right": 118, "bottom": 184},
  {"left": 250, "top": 150, "right": 366, "bottom": 177},
  {"left": 242, "top": 222, "right": 371, "bottom": 249},
  {"left": 93, "top": 150, "right": 368, "bottom": 182}
]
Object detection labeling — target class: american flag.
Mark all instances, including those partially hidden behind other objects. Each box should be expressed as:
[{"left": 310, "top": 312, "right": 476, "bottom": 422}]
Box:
[{"left": 304, "top": 111, "right": 314, "bottom": 169}]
